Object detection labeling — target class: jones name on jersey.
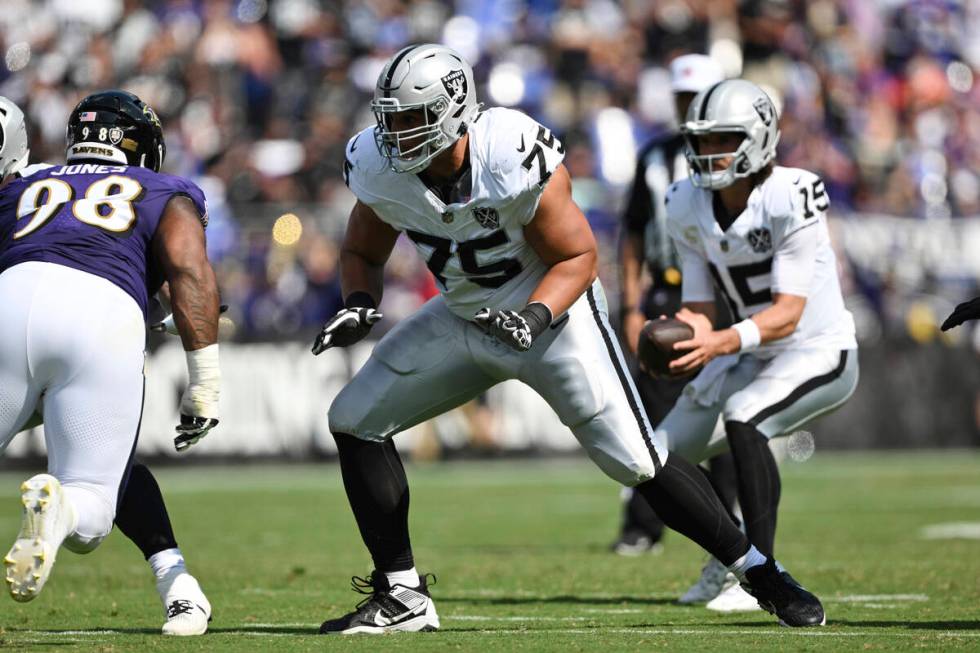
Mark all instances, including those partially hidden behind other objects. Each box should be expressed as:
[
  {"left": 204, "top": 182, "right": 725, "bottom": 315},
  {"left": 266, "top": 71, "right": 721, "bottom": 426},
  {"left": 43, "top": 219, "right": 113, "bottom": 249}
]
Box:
[
  {"left": 665, "top": 166, "right": 856, "bottom": 353},
  {"left": 344, "top": 107, "right": 565, "bottom": 319}
]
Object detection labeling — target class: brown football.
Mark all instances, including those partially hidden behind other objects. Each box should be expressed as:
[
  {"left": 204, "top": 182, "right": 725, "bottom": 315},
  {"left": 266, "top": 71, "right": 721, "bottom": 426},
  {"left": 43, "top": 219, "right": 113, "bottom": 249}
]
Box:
[{"left": 637, "top": 318, "right": 695, "bottom": 376}]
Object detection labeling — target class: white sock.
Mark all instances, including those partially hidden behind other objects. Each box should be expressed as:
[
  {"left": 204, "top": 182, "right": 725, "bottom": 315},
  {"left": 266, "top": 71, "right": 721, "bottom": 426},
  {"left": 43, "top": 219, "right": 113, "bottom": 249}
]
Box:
[
  {"left": 728, "top": 545, "right": 767, "bottom": 582},
  {"left": 149, "top": 548, "right": 186, "bottom": 580},
  {"left": 385, "top": 568, "right": 420, "bottom": 588}
]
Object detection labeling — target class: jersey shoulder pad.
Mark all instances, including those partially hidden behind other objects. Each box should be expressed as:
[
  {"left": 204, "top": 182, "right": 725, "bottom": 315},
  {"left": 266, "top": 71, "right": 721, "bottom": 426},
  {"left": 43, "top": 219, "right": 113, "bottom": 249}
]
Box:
[
  {"left": 664, "top": 178, "right": 698, "bottom": 227},
  {"left": 343, "top": 126, "right": 387, "bottom": 204},
  {"left": 151, "top": 172, "right": 209, "bottom": 227},
  {"left": 476, "top": 107, "right": 565, "bottom": 201},
  {"left": 761, "top": 167, "right": 826, "bottom": 235},
  {"left": 16, "top": 162, "right": 55, "bottom": 179}
]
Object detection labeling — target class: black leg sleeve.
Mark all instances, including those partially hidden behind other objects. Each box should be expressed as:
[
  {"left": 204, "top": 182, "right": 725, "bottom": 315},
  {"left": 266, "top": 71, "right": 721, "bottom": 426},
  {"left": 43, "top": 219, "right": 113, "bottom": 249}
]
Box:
[
  {"left": 114, "top": 461, "right": 178, "bottom": 560},
  {"left": 334, "top": 432, "right": 414, "bottom": 572},
  {"left": 726, "top": 421, "right": 780, "bottom": 559},
  {"left": 705, "top": 451, "right": 741, "bottom": 527},
  {"left": 635, "top": 454, "right": 750, "bottom": 566},
  {"left": 623, "top": 489, "right": 666, "bottom": 541}
]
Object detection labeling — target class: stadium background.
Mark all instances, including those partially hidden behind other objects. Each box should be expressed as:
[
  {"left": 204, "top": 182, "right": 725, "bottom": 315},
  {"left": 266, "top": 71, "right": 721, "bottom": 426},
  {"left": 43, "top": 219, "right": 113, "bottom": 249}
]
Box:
[{"left": 1, "top": 0, "right": 979, "bottom": 462}]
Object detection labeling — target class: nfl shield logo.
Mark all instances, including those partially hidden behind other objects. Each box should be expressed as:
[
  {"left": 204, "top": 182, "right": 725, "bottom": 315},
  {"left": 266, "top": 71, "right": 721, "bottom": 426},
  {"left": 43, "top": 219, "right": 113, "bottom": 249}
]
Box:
[
  {"left": 747, "top": 227, "right": 772, "bottom": 253},
  {"left": 472, "top": 207, "right": 499, "bottom": 229}
]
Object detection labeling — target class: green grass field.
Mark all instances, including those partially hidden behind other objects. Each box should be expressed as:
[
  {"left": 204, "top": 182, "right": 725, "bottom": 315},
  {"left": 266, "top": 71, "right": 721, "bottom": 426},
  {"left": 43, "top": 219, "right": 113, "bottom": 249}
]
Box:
[{"left": 1, "top": 451, "right": 979, "bottom": 652}]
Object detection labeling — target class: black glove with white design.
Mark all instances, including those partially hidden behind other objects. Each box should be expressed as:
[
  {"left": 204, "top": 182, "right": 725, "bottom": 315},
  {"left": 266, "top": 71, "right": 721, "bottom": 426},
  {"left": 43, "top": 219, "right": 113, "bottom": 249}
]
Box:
[
  {"left": 312, "top": 292, "right": 383, "bottom": 355},
  {"left": 474, "top": 302, "right": 553, "bottom": 352},
  {"left": 941, "top": 296, "right": 980, "bottom": 332}
]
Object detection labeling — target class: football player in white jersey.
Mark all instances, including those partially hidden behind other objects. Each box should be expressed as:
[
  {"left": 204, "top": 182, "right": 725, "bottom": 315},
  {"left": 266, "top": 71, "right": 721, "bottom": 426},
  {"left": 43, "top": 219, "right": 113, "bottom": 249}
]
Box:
[
  {"left": 657, "top": 79, "right": 859, "bottom": 610},
  {"left": 0, "top": 95, "right": 213, "bottom": 635},
  {"left": 312, "top": 44, "right": 826, "bottom": 633}
]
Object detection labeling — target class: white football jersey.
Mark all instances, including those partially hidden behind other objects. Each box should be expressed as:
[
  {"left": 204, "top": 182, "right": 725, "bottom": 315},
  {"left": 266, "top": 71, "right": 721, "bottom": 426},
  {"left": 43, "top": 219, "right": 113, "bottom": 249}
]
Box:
[
  {"left": 665, "top": 166, "right": 857, "bottom": 354},
  {"left": 344, "top": 107, "right": 565, "bottom": 320}
]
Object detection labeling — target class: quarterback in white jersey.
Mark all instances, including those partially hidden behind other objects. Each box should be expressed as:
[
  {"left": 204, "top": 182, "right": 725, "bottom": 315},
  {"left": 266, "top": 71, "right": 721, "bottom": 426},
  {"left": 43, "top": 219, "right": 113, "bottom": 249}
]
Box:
[
  {"left": 656, "top": 80, "right": 858, "bottom": 598},
  {"left": 312, "top": 44, "right": 827, "bottom": 634}
]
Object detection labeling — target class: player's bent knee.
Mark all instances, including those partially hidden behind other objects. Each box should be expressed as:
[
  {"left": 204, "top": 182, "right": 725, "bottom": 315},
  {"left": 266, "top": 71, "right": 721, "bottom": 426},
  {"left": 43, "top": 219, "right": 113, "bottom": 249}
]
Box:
[{"left": 63, "top": 530, "right": 109, "bottom": 554}]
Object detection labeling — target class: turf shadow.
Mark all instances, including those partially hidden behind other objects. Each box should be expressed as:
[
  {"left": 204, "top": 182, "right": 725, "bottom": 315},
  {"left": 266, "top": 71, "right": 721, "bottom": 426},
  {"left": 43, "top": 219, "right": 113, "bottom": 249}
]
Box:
[
  {"left": 209, "top": 626, "right": 317, "bottom": 635},
  {"left": 440, "top": 594, "right": 676, "bottom": 606},
  {"left": 831, "top": 619, "right": 980, "bottom": 631}
]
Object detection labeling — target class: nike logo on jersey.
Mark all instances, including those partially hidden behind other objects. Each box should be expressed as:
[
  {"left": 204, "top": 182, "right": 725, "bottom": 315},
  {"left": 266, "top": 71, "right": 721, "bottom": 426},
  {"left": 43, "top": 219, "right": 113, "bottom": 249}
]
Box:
[
  {"left": 350, "top": 135, "right": 359, "bottom": 153},
  {"left": 517, "top": 134, "right": 526, "bottom": 153}
]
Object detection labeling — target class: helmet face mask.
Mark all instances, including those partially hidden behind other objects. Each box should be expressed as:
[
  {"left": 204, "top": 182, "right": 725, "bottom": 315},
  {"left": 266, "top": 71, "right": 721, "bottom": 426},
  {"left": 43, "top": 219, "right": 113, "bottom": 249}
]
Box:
[
  {"left": 681, "top": 80, "right": 780, "bottom": 190},
  {"left": 682, "top": 128, "right": 754, "bottom": 189},
  {"left": 372, "top": 44, "right": 478, "bottom": 174},
  {"left": 373, "top": 100, "right": 450, "bottom": 172}
]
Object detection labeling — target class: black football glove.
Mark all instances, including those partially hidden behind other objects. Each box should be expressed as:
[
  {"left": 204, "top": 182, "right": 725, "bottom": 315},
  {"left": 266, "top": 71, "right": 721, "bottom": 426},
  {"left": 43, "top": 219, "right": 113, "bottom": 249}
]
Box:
[
  {"left": 474, "top": 302, "right": 553, "bottom": 352},
  {"left": 941, "top": 296, "right": 980, "bottom": 331},
  {"left": 312, "top": 293, "right": 382, "bottom": 355},
  {"left": 174, "top": 415, "right": 220, "bottom": 452}
]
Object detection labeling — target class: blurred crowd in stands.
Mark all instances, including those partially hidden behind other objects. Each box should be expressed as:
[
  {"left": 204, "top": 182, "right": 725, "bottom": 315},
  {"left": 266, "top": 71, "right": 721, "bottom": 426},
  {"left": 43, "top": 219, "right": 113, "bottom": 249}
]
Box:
[{"left": 1, "top": 0, "right": 978, "bottom": 341}]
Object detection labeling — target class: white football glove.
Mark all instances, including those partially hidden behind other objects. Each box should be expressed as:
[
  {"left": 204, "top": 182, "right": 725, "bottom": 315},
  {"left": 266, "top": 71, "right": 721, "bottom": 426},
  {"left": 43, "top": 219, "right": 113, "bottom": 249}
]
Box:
[
  {"left": 311, "top": 306, "right": 382, "bottom": 355},
  {"left": 176, "top": 344, "right": 220, "bottom": 452},
  {"left": 151, "top": 304, "right": 228, "bottom": 336}
]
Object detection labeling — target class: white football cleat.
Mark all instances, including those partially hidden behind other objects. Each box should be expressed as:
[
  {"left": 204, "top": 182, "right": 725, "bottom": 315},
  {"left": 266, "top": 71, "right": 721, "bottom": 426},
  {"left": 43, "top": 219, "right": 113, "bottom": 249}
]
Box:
[
  {"left": 157, "top": 569, "right": 212, "bottom": 636},
  {"left": 4, "top": 474, "right": 75, "bottom": 602},
  {"left": 706, "top": 579, "right": 761, "bottom": 612},
  {"left": 678, "top": 557, "right": 730, "bottom": 605}
]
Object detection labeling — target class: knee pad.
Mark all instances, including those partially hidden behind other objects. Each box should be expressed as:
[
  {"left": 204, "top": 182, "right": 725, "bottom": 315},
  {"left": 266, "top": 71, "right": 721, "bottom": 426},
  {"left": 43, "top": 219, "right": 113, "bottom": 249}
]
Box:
[
  {"left": 61, "top": 485, "right": 114, "bottom": 554},
  {"left": 63, "top": 530, "right": 109, "bottom": 554}
]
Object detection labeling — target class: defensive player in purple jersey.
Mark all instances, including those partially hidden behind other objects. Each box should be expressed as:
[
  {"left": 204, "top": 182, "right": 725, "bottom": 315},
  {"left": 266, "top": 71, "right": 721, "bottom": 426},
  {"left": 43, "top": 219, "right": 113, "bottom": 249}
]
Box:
[
  {"left": 0, "top": 95, "right": 216, "bottom": 636},
  {"left": 0, "top": 91, "right": 220, "bottom": 634}
]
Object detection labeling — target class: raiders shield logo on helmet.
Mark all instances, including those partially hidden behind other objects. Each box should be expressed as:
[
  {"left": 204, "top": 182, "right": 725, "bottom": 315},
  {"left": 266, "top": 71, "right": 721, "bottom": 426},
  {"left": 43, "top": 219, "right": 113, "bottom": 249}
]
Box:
[
  {"left": 753, "top": 97, "right": 775, "bottom": 127},
  {"left": 472, "top": 206, "right": 499, "bottom": 229},
  {"left": 441, "top": 70, "right": 467, "bottom": 100},
  {"left": 747, "top": 227, "right": 772, "bottom": 253}
]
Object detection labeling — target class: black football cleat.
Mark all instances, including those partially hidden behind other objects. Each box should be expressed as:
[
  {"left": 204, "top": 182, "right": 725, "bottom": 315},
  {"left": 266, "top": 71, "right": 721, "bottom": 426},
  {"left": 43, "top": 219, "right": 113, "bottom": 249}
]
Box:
[
  {"left": 319, "top": 571, "right": 439, "bottom": 635},
  {"left": 742, "top": 559, "right": 826, "bottom": 627}
]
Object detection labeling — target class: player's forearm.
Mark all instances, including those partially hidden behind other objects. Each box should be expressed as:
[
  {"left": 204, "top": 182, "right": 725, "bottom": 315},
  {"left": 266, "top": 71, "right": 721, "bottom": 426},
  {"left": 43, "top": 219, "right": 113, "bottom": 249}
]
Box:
[
  {"left": 339, "top": 249, "right": 385, "bottom": 306},
  {"left": 528, "top": 249, "right": 598, "bottom": 317},
  {"left": 742, "top": 302, "right": 802, "bottom": 344},
  {"left": 169, "top": 264, "right": 220, "bottom": 351},
  {"left": 620, "top": 234, "right": 645, "bottom": 313}
]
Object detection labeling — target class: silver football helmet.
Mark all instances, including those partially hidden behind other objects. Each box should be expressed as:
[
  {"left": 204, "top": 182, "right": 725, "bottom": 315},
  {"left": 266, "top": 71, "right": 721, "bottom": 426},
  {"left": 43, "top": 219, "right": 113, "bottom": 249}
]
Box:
[
  {"left": 372, "top": 43, "right": 479, "bottom": 173},
  {"left": 0, "top": 96, "right": 29, "bottom": 179},
  {"left": 681, "top": 79, "right": 780, "bottom": 189}
]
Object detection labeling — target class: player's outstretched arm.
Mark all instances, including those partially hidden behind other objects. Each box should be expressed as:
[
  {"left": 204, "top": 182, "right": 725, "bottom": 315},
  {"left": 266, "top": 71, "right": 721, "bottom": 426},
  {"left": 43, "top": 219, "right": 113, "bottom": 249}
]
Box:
[
  {"left": 312, "top": 201, "right": 399, "bottom": 354},
  {"left": 153, "top": 195, "right": 221, "bottom": 451},
  {"left": 941, "top": 296, "right": 980, "bottom": 331},
  {"left": 524, "top": 164, "right": 598, "bottom": 317}
]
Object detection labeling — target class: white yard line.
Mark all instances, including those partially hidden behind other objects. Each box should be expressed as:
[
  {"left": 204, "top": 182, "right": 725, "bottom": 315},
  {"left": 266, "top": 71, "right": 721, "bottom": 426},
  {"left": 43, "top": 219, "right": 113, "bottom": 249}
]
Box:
[
  {"left": 921, "top": 522, "right": 980, "bottom": 539},
  {"left": 831, "top": 594, "right": 928, "bottom": 603}
]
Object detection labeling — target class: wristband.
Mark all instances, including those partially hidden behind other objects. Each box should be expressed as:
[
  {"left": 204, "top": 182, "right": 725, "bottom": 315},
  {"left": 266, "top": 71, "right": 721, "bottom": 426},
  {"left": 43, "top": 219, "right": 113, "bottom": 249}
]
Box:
[
  {"left": 184, "top": 344, "right": 220, "bottom": 417},
  {"left": 186, "top": 343, "right": 220, "bottom": 384},
  {"left": 345, "top": 291, "right": 377, "bottom": 310},
  {"left": 732, "top": 319, "right": 761, "bottom": 352},
  {"left": 520, "top": 302, "right": 553, "bottom": 339}
]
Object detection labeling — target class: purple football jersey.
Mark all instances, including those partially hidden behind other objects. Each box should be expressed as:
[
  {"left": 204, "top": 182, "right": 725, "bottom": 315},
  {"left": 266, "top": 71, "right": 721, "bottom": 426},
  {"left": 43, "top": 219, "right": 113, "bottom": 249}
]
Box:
[{"left": 0, "top": 163, "right": 207, "bottom": 316}]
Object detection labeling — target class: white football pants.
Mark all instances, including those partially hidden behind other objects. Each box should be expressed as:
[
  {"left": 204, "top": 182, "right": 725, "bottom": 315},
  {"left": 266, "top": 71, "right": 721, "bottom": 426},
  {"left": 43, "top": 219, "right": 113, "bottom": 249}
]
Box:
[
  {"left": 330, "top": 280, "right": 667, "bottom": 486},
  {"left": 0, "top": 262, "right": 146, "bottom": 552},
  {"left": 658, "top": 347, "right": 859, "bottom": 463}
]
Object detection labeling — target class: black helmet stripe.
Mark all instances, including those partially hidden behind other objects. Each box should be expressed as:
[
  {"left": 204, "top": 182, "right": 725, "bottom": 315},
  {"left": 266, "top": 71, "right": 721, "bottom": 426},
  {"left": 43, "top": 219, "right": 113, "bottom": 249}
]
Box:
[
  {"left": 698, "top": 81, "right": 724, "bottom": 121},
  {"left": 384, "top": 45, "right": 421, "bottom": 97}
]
